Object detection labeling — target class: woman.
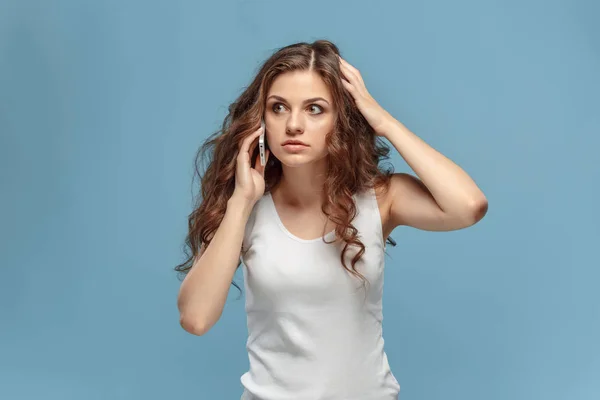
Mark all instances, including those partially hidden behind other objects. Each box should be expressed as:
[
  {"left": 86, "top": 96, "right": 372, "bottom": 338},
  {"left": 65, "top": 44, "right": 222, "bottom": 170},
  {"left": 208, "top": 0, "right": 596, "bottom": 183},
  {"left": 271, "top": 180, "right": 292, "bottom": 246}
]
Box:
[{"left": 175, "top": 40, "right": 488, "bottom": 400}]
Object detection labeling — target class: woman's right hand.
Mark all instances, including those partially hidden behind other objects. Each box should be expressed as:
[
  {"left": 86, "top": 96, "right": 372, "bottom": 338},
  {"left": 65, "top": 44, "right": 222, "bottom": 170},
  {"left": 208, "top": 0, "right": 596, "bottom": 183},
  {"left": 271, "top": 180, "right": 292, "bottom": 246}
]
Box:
[{"left": 232, "top": 124, "right": 270, "bottom": 205}]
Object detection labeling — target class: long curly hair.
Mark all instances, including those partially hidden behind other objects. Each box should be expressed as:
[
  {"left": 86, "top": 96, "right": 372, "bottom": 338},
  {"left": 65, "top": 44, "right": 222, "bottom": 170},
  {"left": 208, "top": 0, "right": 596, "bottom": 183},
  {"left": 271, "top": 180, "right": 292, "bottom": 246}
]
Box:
[{"left": 174, "top": 39, "right": 397, "bottom": 296}]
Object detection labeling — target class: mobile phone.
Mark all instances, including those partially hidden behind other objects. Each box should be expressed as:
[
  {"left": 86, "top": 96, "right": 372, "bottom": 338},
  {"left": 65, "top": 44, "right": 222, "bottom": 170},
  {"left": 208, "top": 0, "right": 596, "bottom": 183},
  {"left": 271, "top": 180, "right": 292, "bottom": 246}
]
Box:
[{"left": 259, "top": 119, "right": 266, "bottom": 166}]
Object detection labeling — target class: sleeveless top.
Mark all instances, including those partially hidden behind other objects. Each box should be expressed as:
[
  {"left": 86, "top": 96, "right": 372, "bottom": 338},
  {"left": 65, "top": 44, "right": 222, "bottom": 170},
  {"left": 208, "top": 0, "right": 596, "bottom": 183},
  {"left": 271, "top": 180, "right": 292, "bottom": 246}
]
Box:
[{"left": 239, "top": 187, "right": 401, "bottom": 400}]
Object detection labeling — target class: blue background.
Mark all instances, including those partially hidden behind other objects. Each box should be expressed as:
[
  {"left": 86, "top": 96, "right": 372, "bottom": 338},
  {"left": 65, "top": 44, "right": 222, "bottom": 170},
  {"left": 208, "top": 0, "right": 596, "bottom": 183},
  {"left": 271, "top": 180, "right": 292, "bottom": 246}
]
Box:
[{"left": 1, "top": 0, "right": 598, "bottom": 399}]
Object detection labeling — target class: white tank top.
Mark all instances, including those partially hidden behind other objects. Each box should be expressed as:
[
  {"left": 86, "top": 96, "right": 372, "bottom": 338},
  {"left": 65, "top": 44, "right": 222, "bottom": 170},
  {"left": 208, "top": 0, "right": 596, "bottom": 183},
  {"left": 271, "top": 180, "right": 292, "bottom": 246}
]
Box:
[{"left": 239, "top": 187, "right": 400, "bottom": 400}]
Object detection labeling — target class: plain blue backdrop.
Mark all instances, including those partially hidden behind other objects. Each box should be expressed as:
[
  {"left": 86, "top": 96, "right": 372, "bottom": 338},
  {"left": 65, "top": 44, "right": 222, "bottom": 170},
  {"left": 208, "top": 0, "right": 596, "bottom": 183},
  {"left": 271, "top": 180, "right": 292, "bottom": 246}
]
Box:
[{"left": 1, "top": 0, "right": 598, "bottom": 399}]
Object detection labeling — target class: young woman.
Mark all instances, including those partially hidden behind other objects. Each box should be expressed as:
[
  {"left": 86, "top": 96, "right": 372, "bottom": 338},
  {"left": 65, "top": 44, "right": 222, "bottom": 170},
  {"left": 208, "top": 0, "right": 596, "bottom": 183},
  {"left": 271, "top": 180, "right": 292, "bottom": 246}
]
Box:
[{"left": 175, "top": 40, "right": 488, "bottom": 400}]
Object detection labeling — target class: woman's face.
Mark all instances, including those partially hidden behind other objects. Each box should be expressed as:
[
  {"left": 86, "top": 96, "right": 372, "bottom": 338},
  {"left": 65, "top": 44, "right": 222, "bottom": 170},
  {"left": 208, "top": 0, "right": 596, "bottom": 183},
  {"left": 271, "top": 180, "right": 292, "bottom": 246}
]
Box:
[{"left": 264, "top": 70, "right": 336, "bottom": 167}]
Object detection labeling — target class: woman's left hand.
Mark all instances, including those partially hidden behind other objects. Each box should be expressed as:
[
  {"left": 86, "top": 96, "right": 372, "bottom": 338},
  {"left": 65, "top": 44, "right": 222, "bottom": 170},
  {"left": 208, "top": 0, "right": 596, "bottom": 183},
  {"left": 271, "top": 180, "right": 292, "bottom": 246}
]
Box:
[{"left": 338, "top": 55, "right": 394, "bottom": 137}]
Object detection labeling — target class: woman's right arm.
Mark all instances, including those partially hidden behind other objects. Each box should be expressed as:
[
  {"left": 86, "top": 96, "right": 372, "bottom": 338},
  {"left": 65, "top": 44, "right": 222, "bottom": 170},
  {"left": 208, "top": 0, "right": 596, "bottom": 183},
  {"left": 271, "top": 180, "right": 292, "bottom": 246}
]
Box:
[
  {"left": 177, "top": 123, "right": 270, "bottom": 336},
  {"left": 177, "top": 193, "right": 254, "bottom": 336}
]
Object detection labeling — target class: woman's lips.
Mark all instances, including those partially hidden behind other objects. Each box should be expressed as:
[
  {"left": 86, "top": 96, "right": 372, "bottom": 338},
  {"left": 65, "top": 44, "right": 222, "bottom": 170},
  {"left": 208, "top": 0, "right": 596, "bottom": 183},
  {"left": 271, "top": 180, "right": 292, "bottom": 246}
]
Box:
[{"left": 282, "top": 143, "right": 309, "bottom": 152}]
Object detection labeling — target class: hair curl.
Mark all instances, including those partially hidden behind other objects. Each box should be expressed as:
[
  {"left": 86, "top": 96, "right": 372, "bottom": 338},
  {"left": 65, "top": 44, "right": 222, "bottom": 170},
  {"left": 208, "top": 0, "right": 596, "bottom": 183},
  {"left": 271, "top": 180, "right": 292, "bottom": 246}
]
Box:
[{"left": 174, "top": 39, "right": 397, "bottom": 298}]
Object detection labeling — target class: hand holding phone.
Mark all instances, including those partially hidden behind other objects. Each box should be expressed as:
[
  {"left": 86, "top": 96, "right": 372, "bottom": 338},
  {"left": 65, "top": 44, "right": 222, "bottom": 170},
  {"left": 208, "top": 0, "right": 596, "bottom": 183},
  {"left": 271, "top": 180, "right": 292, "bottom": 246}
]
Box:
[{"left": 233, "top": 124, "right": 269, "bottom": 205}]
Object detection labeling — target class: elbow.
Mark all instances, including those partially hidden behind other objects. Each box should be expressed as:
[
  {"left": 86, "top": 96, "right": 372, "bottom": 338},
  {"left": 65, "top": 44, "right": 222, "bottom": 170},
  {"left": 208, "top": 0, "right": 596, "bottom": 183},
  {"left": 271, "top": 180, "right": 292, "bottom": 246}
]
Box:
[
  {"left": 467, "top": 196, "right": 488, "bottom": 225},
  {"left": 179, "top": 313, "right": 212, "bottom": 336}
]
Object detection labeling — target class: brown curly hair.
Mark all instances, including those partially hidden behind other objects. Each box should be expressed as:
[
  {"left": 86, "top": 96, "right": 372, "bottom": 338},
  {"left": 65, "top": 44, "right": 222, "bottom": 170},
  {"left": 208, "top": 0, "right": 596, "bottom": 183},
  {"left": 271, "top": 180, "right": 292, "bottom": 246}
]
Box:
[{"left": 174, "top": 39, "right": 397, "bottom": 297}]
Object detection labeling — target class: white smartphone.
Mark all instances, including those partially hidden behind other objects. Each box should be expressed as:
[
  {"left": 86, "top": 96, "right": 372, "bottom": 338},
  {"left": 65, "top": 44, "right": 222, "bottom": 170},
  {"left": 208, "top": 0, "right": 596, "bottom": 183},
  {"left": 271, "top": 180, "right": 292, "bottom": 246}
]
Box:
[{"left": 259, "top": 119, "right": 266, "bottom": 166}]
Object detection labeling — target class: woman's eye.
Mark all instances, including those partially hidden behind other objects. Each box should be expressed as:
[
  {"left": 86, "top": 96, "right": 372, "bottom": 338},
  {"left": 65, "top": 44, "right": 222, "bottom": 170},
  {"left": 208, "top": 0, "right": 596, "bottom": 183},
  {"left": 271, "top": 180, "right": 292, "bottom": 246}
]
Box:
[
  {"left": 271, "top": 103, "right": 323, "bottom": 115},
  {"left": 308, "top": 105, "right": 323, "bottom": 114}
]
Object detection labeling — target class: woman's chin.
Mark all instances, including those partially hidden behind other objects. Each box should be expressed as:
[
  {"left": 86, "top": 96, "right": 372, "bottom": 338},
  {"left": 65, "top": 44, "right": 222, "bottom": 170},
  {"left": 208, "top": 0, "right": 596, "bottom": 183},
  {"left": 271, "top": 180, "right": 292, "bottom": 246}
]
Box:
[
  {"left": 279, "top": 158, "right": 310, "bottom": 168},
  {"left": 274, "top": 150, "right": 328, "bottom": 168}
]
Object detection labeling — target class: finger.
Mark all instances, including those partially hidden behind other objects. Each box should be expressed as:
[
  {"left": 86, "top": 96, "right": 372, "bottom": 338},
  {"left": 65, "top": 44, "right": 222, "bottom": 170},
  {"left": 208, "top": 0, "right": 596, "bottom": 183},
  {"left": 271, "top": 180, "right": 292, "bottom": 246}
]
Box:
[
  {"left": 238, "top": 126, "right": 263, "bottom": 157},
  {"left": 238, "top": 129, "right": 262, "bottom": 170},
  {"left": 249, "top": 135, "right": 259, "bottom": 158},
  {"left": 339, "top": 62, "right": 358, "bottom": 87},
  {"left": 339, "top": 57, "right": 364, "bottom": 86},
  {"left": 339, "top": 63, "right": 366, "bottom": 97},
  {"left": 341, "top": 78, "right": 355, "bottom": 94}
]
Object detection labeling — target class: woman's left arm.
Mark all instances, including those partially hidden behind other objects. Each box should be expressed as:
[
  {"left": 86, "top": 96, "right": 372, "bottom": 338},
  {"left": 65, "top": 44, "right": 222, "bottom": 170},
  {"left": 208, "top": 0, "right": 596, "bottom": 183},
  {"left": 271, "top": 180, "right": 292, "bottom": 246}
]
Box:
[
  {"left": 338, "top": 54, "right": 487, "bottom": 231},
  {"left": 379, "top": 118, "right": 488, "bottom": 231}
]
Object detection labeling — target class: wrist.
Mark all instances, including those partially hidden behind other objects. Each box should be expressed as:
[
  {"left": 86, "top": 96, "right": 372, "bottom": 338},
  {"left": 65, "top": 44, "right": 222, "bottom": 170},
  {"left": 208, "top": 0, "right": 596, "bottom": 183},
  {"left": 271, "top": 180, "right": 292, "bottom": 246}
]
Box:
[{"left": 228, "top": 193, "right": 255, "bottom": 216}]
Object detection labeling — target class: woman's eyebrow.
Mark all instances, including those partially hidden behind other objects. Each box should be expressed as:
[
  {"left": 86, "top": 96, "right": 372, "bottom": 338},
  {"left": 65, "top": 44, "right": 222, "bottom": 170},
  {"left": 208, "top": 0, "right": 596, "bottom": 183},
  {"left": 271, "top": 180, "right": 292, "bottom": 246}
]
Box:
[{"left": 267, "top": 95, "right": 330, "bottom": 105}]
